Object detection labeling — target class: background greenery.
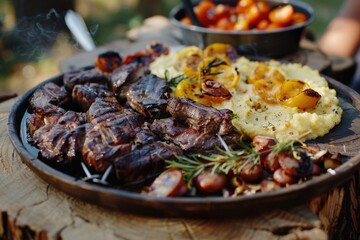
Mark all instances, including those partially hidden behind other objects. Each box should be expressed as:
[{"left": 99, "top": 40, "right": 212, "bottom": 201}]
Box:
[{"left": 0, "top": 0, "right": 344, "bottom": 95}]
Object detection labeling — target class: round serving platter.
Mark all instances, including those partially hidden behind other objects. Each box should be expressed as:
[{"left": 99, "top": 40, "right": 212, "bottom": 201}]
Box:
[{"left": 7, "top": 72, "right": 360, "bottom": 217}]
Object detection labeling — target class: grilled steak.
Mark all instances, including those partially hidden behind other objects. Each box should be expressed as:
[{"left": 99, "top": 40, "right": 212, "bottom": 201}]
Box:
[
  {"left": 126, "top": 74, "right": 170, "bottom": 118},
  {"left": 72, "top": 83, "right": 112, "bottom": 111},
  {"left": 63, "top": 67, "right": 109, "bottom": 91},
  {"left": 114, "top": 141, "right": 182, "bottom": 184},
  {"left": 87, "top": 96, "right": 124, "bottom": 124},
  {"left": 109, "top": 63, "right": 148, "bottom": 95},
  {"left": 29, "top": 82, "right": 70, "bottom": 111},
  {"left": 82, "top": 123, "right": 132, "bottom": 173},
  {"left": 33, "top": 124, "right": 86, "bottom": 167},
  {"left": 167, "top": 98, "right": 240, "bottom": 135},
  {"left": 151, "top": 118, "right": 240, "bottom": 153}
]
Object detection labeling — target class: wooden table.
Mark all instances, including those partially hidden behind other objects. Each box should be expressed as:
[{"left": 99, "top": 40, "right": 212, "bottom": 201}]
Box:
[{"left": 1, "top": 16, "right": 360, "bottom": 240}]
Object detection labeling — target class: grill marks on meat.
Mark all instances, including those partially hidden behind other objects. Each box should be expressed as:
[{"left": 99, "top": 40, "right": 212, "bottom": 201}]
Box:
[
  {"left": 126, "top": 74, "right": 170, "bottom": 118},
  {"left": 29, "top": 48, "right": 243, "bottom": 187},
  {"left": 72, "top": 83, "right": 112, "bottom": 111},
  {"left": 33, "top": 124, "right": 86, "bottom": 167},
  {"left": 63, "top": 67, "right": 109, "bottom": 91},
  {"left": 29, "top": 82, "right": 70, "bottom": 111},
  {"left": 167, "top": 98, "right": 240, "bottom": 135},
  {"left": 87, "top": 96, "right": 124, "bottom": 124},
  {"left": 114, "top": 141, "right": 182, "bottom": 184},
  {"left": 151, "top": 118, "right": 239, "bottom": 153}
]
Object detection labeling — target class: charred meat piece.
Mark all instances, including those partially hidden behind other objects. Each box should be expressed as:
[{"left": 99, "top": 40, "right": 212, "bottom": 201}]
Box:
[
  {"left": 167, "top": 98, "right": 239, "bottom": 135},
  {"left": 29, "top": 82, "right": 70, "bottom": 111},
  {"left": 114, "top": 141, "right": 182, "bottom": 184},
  {"left": 33, "top": 124, "right": 86, "bottom": 167},
  {"left": 146, "top": 41, "right": 169, "bottom": 57},
  {"left": 28, "top": 104, "right": 66, "bottom": 136},
  {"left": 82, "top": 123, "right": 132, "bottom": 173},
  {"left": 150, "top": 118, "right": 240, "bottom": 153},
  {"left": 126, "top": 74, "right": 170, "bottom": 118},
  {"left": 110, "top": 63, "right": 148, "bottom": 96},
  {"left": 122, "top": 51, "right": 153, "bottom": 66},
  {"left": 134, "top": 127, "right": 158, "bottom": 146},
  {"left": 87, "top": 96, "right": 124, "bottom": 124},
  {"left": 95, "top": 51, "right": 122, "bottom": 73},
  {"left": 29, "top": 106, "right": 86, "bottom": 136},
  {"left": 72, "top": 83, "right": 112, "bottom": 111},
  {"left": 63, "top": 67, "right": 109, "bottom": 91}
]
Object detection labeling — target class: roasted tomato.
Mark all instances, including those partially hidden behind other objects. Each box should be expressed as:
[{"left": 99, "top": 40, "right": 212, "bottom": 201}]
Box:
[
  {"left": 236, "top": 0, "right": 255, "bottom": 14},
  {"left": 248, "top": 63, "right": 285, "bottom": 84},
  {"left": 246, "top": 1, "right": 269, "bottom": 27},
  {"left": 204, "top": 43, "right": 238, "bottom": 62},
  {"left": 269, "top": 4, "right": 294, "bottom": 26},
  {"left": 253, "top": 79, "right": 282, "bottom": 104},
  {"left": 122, "top": 51, "right": 153, "bottom": 65},
  {"left": 207, "top": 4, "right": 233, "bottom": 23},
  {"left": 273, "top": 168, "right": 296, "bottom": 185},
  {"left": 239, "top": 162, "right": 263, "bottom": 182},
  {"left": 278, "top": 80, "right": 321, "bottom": 109},
  {"left": 277, "top": 150, "right": 313, "bottom": 177},
  {"left": 292, "top": 12, "right": 308, "bottom": 25},
  {"left": 95, "top": 51, "right": 122, "bottom": 73},
  {"left": 194, "top": 169, "right": 227, "bottom": 193},
  {"left": 194, "top": 0, "right": 216, "bottom": 26},
  {"left": 174, "top": 79, "right": 211, "bottom": 105},
  {"left": 201, "top": 78, "right": 232, "bottom": 103},
  {"left": 148, "top": 168, "right": 188, "bottom": 197}
]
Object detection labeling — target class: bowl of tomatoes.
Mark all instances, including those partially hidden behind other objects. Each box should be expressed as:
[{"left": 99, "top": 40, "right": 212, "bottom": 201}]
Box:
[{"left": 169, "top": 0, "right": 315, "bottom": 58}]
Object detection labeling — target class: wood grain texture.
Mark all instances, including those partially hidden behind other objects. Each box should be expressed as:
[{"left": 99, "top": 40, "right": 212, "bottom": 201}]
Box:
[{"left": 0, "top": 99, "right": 329, "bottom": 240}]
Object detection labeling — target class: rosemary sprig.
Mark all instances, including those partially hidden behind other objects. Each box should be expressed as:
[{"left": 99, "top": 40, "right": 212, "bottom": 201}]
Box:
[
  {"left": 165, "top": 136, "right": 307, "bottom": 186},
  {"left": 165, "top": 136, "right": 260, "bottom": 186}
]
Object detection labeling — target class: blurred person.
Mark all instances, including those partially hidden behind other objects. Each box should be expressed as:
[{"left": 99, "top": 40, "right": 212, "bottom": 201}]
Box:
[
  {"left": 318, "top": 0, "right": 360, "bottom": 91},
  {"left": 319, "top": 0, "right": 360, "bottom": 57}
]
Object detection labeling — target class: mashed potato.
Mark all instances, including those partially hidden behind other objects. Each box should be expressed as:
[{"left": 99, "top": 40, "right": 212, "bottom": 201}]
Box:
[{"left": 150, "top": 50, "right": 342, "bottom": 142}]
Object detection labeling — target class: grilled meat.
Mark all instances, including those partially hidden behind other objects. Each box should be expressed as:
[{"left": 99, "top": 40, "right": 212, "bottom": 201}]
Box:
[
  {"left": 87, "top": 96, "right": 124, "bottom": 124},
  {"left": 167, "top": 98, "right": 240, "bottom": 135},
  {"left": 109, "top": 63, "right": 146, "bottom": 95},
  {"left": 114, "top": 141, "right": 182, "bottom": 184},
  {"left": 63, "top": 67, "right": 109, "bottom": 91},
  {"left": 72, "top": 83, "right": 112, "bottom": 111},
  {"left": 150, "top": 118, "right": 240, "bottom": 153},
  {"left": 29, "top": 82, "right": 70, "bottom": 111},
  {"left": 82, "top": 123, "right": 132, "bottom": 173},
  {"left": 126, "top": 74, "right": 170, "bottom": 118},
  {"left": 33, "top": 124, "right": 86, "bottom": 167}
]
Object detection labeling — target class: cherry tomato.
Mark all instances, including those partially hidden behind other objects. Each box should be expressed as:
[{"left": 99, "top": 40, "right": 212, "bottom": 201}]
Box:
[
  {"left": 239, "top": 162, "right": 263, "bottom": 182},
  {"left": 247, "top": 1, "right": 269, "bottom": 27},
  {"left": 234, "top": 16, "right": 250, "bottom": 31},
  {"left": 236, "top": 0, "right": 255, "bottom": 14},
  {"left": 194, "top": 0, "right": 216, "bottom": 26},
  {"left": 269, "top": 4, "right": 294, "bottom": 26},
  {"left": 252, "top": 135, "right": 276, "bottom": 153},
  {"left": 256, "top": 19, "right": 270, "bottom": 30},
  {"left": 292, "top": 12, "right": 308, "bottom": 25},
  {"left": 215, "top": 17, "right": 235, "bottom": 30},
  {"left": 208, "top": 4, "right": 233, "bottom": 23},
  {"left": 96, "top": 51, "right": 122, "bottom": 73},
  {"left": 148, "top": 168, "right": 188, "bottom": 197},
  {"left": 181, "top": 16, "right": 192, "bottom": 25},
  {"left": 273, "top": 168, "right": 295, "bottom": 185},
  {"left": 277, "top": 150, "right": 313, "bottom": 177},
  {"left": 194, "top": 169, "right": 227, "bottom": 193},
  {"left": 262, "top": 151, "right": 281, "bottom": 173}
]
